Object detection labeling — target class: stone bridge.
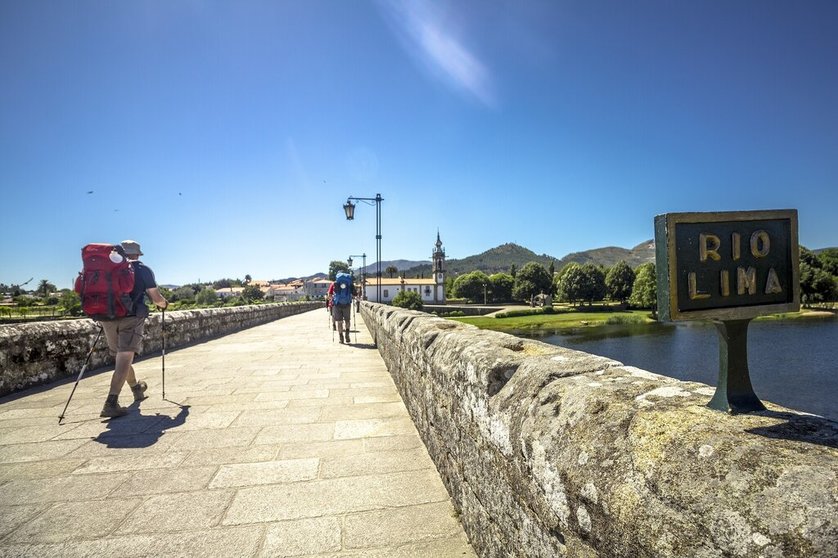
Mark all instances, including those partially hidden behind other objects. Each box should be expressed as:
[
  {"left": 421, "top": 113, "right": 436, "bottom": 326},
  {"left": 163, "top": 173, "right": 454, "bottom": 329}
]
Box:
[{"left": 0, "top": 302, "right": 836, "bottom": 557}]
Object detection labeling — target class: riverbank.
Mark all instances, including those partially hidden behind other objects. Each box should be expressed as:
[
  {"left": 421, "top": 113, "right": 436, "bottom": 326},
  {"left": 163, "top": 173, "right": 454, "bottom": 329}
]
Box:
[{"left": 449, "top": 305, "right": 836, "bottom": 335}]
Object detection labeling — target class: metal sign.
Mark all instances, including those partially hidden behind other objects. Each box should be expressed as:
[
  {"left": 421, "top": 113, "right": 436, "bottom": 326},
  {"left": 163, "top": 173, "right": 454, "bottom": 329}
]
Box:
[
  {"left": 655, "top": 210, "right": 800, "bottom": 322},
  {"left": 654, "top": 209, "right": 800, "bottom": 414}
]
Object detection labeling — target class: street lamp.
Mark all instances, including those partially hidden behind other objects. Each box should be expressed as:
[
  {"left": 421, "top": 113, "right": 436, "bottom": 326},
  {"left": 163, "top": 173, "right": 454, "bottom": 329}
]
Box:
[
  {"left": 348, "top": 253, "right": 367, "bottom": 300},
  {"left": 343, "top": 194, "right": 383, "bottom": 302}
]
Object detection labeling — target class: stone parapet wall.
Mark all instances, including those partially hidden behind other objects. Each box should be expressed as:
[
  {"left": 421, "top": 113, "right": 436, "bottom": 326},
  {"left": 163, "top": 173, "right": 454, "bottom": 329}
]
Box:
[
  {"left": 0, "top": 302, "right": 322, "bottom": 397},
  {"left": 360, "top": 302, "right": 837, "bottom": 558}
]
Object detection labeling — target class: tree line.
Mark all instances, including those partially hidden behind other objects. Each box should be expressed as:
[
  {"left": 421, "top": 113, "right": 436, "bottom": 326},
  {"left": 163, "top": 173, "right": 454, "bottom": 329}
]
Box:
[{"left": 448, "top": 246, "right": 838, "bottom": 311}]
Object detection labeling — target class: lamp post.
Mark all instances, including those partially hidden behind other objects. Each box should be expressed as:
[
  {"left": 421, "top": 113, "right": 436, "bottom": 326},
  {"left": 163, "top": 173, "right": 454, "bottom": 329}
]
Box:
[
  {"left": 348, "top": 253, "right": 367, "bottom": 300},
  {"left": 343, "top": 193, "right": 382, "bottom": 302}
]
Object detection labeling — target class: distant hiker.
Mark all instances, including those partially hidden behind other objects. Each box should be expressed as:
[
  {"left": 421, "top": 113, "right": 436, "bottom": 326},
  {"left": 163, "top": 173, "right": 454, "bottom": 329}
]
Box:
[
  {"left": 326, "top": 280, "right": 336, "bottom": 330},
  {"left": 332, "top": 271, "right": 353, "bottom": 343},
  {"left": 99, "top": 240, "right": 168, "bottom": 418}
]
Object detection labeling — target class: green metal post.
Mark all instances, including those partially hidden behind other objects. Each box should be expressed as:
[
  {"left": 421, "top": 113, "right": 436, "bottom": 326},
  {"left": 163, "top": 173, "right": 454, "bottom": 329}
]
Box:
[{"left": 707, "top": 318, "right": 766, "bottom": 414}]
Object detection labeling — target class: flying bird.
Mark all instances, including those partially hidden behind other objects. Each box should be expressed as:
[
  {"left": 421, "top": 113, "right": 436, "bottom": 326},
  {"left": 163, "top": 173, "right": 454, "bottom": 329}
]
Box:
[{"left": 86, "top": 190, "right": 94, "bottom": 194}]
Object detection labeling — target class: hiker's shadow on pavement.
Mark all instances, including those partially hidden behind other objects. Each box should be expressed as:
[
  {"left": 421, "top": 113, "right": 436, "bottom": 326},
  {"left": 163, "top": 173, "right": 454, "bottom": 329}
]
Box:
[
  {"left": 93, "top": 404, "right": 190, "bottom": 449},
  {"left": 348, "top": 342, "right": 377, "bottom": 350}
]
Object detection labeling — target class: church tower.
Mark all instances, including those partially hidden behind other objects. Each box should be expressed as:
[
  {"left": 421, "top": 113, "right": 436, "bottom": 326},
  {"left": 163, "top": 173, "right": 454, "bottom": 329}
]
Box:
[{"left": 432, "top": 231, "right": 446, "bottom": 303}]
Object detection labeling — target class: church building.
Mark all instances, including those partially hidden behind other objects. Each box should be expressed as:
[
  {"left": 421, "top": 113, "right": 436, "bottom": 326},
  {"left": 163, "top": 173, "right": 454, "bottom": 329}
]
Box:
[{"left": 363, "top": 232, "right": 446, "bottom": 304}]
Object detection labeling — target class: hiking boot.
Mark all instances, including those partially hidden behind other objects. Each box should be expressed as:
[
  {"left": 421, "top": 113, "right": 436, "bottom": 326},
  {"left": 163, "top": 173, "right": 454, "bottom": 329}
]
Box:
[
  {"left": 131, "top": 380, "right": 148, "bottom": 402},
  {"left": 100, "top": 397, "right": 129, "bottom": 418}
]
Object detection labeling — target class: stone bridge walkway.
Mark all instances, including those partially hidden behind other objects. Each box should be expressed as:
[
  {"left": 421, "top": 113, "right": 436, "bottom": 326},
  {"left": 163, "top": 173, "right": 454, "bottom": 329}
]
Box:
[{"left": 0, "top": 309, "right": 476, "bottom": 557}]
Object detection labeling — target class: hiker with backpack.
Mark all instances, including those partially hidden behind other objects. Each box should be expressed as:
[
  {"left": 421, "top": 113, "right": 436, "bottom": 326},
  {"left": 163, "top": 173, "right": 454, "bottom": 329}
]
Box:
[
  {"left": 77, "top": 240, "right": 168, "bottom": 418},
  {"left": 331, "top": 271, "right": 353, "bottom": 344}
]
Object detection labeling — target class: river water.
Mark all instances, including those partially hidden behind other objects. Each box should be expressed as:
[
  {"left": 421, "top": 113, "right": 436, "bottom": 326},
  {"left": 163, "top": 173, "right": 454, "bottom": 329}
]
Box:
[{"left": 530, "top": 319, "right": 837, "bottom": 422}]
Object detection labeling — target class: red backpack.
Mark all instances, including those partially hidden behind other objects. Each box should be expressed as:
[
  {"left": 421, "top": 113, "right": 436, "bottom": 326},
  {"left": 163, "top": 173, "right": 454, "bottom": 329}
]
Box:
[{"left": 74, "top": 243, "right": 136, "bottom": 320}]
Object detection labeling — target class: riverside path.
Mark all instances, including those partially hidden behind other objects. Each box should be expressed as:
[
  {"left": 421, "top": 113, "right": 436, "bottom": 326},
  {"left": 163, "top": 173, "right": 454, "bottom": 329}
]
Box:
[{"left": 0, "top": 308, "right": 476, "bottom": 557}]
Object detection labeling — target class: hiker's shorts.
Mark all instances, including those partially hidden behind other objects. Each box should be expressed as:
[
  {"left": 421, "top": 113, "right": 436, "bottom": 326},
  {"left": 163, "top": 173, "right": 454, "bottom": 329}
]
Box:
[
  {"left": 332, "top": 304, "right": 351, "bottom": 325},
  {"left": 101, "top": 315, "right": 146, "bottom": 355}
]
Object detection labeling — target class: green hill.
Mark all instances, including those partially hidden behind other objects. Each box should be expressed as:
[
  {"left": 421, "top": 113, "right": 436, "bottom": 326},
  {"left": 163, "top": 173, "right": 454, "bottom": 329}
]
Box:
[
  {"left": 401, "top": 241, "right": 656, "bottom": 278},
  {"left": 558, "top": 240, "right": 656, "bottom": 269}
]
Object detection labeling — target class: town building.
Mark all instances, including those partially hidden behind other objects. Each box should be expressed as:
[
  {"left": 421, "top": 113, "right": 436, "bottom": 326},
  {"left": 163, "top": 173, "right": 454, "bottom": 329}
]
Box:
[{"left": 363, "top": 232, "right": 446, "bottom": 304}]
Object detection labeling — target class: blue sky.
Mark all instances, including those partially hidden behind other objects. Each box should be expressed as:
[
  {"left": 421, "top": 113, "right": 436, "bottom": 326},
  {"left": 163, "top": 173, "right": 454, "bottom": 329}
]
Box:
[{"left": 2, "top": 1, "right": 836, "bottom": 289}]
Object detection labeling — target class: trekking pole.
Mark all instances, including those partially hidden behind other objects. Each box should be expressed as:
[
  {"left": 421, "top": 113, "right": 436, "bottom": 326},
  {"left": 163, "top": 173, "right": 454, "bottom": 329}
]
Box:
[
  {"left": 58, "top": 324, "right": 103, "bottom": 424},
  {"left": 161, "top": 307, "right": 166, "bottom": 399}
]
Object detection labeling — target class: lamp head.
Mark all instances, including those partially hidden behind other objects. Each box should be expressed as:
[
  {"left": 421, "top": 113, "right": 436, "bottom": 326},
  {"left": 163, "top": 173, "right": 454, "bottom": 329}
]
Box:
[{"left": 343, "top": 200, "right": 356, "bottom": 220}]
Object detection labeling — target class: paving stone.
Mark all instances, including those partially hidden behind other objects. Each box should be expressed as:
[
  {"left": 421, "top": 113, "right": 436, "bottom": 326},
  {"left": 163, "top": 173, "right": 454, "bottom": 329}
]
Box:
[
  {"left": 209, "top": 457, "right": 319, "bottom": 489},
  {"left": 3, "top": 498, "right": 141, "bottom": 544},
  {"left": 118, "top": 490, "right": 234, "bottom": 534},
  {"left": 65, "top": 431, "right": 185, "bottom": 457},
  {"left": 363, "top": 434, "right": 425, "bottom": 452},
  {"left": 231, "top": 407, "right": 321, "bottom": 427},
  {"left": 275, "top": 439, "right": 364, "bottom": 460},
  {"left": 109, "top": 465, "right": 218, "bottom": 497},
  {"left": 343, "top": 501, "right": 467, "bottom": 550},
  {"left": 325, "top": 535, "right": 477, "bottom": 557},
  {"left": 260, "top": 516, "right": 342, "bottom": 557},
  {"left": 254, "top": 389, "right": 330, "bottom": 402},
  {"left": 0, "top": 525, "right": 265, "bottom": 558},
  {"left": 320, "top": 447, "right": 436, "bottom": 479},
  {"left": 333, "top": 417, "right": 418, "bottom": 440},
  {"left": 165, "top": 426, "right": 261, "bottom": 451},
  {"left": 181, "top": 444, "right": 277, "bottom": 466},
  {"left": 71, "top": 450, "right": 189, "bottom": 474},
  {"left": 223, "top": 470, "right": 450, "bottom": 524},
  {"left": 285, "top": 396, "right": 356, "bottom": 409},
  {"left": 0, "top": 439, "right": 88, "bottom": 464},
  {"left": 253, "top": 423, "right": 335, "bottom": 445},
  {"left": 0, "top": 504, "right": 44, "bottom": 539},
  {"left": 0, "top": 458, "right": 86, "bottom": 483},
  {"left": 1, "top": 472, "right": 129, "bottom": 505},
  {"left": 319, "top": 401, "right": 408, "bottom": 421}
]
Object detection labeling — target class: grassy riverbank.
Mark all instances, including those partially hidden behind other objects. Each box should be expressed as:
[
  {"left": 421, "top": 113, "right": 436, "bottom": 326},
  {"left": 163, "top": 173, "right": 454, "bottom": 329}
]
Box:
[{"left": 449, "top": 305, "right": 836, "bottom": 335}]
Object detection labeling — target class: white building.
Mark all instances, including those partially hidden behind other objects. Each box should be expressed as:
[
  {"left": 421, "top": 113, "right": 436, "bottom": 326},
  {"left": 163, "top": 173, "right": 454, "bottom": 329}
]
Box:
[
  {"left": 364, "top": 232, "right": 446, "bottom": 304},
  {"left": 304, "top": 278, "right": 332, "bottom": 300}
]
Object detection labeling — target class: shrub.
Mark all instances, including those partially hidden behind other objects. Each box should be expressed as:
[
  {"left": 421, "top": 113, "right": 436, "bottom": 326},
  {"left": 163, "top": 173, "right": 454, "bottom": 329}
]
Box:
[{"left": 392, "top": 290, "right": 423, "bottom": 310}]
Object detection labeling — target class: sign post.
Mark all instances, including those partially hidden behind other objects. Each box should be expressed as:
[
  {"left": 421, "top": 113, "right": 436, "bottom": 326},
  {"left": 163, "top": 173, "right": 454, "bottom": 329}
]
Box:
[{"left": 655, "top": 210, "right": 800, "bottom": 414}]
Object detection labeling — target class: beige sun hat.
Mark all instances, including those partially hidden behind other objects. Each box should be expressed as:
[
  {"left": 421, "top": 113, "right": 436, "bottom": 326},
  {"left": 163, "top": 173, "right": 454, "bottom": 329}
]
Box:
[{"left": 120, "top": 240, "right": 143, "bottom": 257}]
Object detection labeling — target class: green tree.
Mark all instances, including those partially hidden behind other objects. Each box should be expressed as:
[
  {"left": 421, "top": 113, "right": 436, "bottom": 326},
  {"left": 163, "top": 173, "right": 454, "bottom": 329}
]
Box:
[
  {"left": 555, "top": 263, "right": 584, "bottom": 305},
  {"left": 817, "top": 248, "right": 838, "bottom": 276},
  {"left": 329, "top": 260, "right": 351, "bottom": 280},
  {"left": 800, "top": 262, "right": 838, "bottom": 306},
  {"left": 58, "top": 289, "right": 81, "bottom": 316},
  {"left": 392, "top": 290, "right": 423, "bottom": 310},
  {"left": 512, "top": 262, "right": 552, "bottom": 302},
  {"left": 453, "top": 271, "right": 490, "bottom": 303},
  {"left": 629, "top": 262, "right": 657, "bottom": 316},
  {"left": 510, "top": 264, "right": 517, "bottom": 278},
  {"left": 195, "top": 287, "right": 218, "bottom": 306},
  {"left": 578, "top": 264, "right": 606, "bottom": 305},
  {"left": 242, "top": 284, "right": 264, "bottom": 301},
  {"left": 444, "top": 275, "right": 457, "bottom": 298},
  {"left": 171, "top": 286, "right": 196, "bottom": 303},
  {"left": 37, "top": 279, "right": 57, "bottom": 298},
  {"left": 386, "top": 265, "right": 399, "bottom": 278},
  {"left": 489, "top": 273, "right": 514, "bottom": 302},
  {"left": 605, "top": 261, "right": 635, "bottom": 303}
]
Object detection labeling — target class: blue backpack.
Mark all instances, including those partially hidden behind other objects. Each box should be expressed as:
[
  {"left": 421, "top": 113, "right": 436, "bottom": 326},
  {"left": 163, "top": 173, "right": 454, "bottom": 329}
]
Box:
[{"left": 333, "top": 272, "right": 353, "bottom": 305}]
